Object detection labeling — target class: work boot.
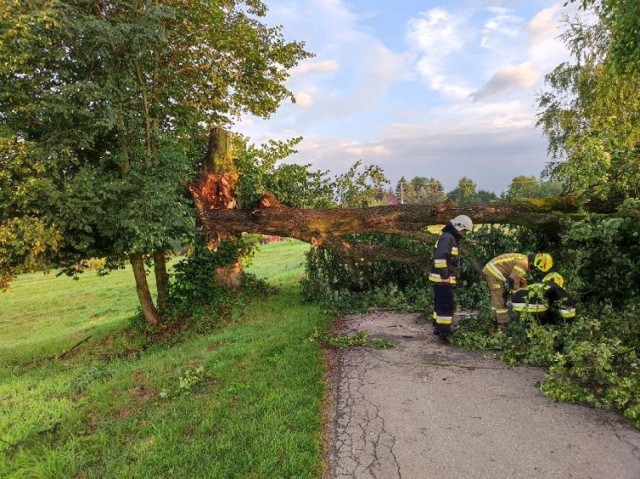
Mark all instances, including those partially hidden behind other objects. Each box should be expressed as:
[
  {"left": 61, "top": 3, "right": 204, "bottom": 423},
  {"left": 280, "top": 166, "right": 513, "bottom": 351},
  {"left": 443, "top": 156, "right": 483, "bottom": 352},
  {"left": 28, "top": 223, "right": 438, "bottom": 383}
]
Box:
[{"left": 433, "top": 324, "right": 452, "bottom": 339}]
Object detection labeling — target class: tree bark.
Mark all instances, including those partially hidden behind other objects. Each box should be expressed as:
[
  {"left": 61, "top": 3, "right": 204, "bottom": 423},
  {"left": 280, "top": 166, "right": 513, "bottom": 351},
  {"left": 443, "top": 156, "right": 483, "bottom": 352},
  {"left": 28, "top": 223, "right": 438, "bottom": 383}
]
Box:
[
  {"left": 130, "top": 253, "right": 161, "bottom": 326},
  {"left": 201, "top": 198, "right": 579, "bottom": 238},
  {"left": 185, "top": 197, "right": 597, "bottom": 266},
  {"left": 189, "top": 127, "right": 245, "bottom": 284},
  {"left": 153, "top": 250, "right": 170, "bottom": 312}
]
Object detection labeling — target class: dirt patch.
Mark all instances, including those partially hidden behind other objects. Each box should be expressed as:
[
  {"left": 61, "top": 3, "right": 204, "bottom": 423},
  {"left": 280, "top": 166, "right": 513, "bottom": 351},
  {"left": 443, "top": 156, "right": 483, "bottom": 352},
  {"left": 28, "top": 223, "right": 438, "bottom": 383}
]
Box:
[
  {"left": 115, "top": 408, "right": 132, "bottom": 419},
  {"left": 130, "top": 384, "right": 156, "bottom": 401}
]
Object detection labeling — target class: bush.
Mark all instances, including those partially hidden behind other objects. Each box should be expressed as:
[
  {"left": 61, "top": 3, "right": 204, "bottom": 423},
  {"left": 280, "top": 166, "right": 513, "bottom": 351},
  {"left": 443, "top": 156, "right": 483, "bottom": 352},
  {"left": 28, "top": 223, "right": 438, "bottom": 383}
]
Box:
[
  {"left": 560, "top": 202, "right": 640, "bottom": 308},
  {"left": 166, "top": 235, "right": 259, "bottom": 325},
  {"left": 301, "top": 233, "right": 432, "bottom": 312}
]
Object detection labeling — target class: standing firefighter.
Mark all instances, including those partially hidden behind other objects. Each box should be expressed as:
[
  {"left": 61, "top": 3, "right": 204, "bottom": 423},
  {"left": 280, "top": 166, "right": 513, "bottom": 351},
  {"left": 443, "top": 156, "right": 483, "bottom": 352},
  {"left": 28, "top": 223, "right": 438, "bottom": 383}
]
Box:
[
  {"left": 482, "top": 252, "right": 553, "bottom": 331},
  {"left": 429, "top": 215, "right": 473, "bottom": 337}
]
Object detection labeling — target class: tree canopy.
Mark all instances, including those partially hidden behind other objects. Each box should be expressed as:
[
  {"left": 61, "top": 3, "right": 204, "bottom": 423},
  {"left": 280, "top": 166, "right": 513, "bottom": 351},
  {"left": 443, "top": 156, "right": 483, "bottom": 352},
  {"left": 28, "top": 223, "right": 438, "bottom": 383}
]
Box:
[
  {"left": 0, "top": 0, "right": 310, "bottom": 323},
  {"left": 504, "top": 176, "right": 564, "bottom": 200},
  {"left": 395, "top": 176, "right": 447, "bottom": 204},
  {"left": 537, "top": 3, "right": 640, "bottom": 201}
]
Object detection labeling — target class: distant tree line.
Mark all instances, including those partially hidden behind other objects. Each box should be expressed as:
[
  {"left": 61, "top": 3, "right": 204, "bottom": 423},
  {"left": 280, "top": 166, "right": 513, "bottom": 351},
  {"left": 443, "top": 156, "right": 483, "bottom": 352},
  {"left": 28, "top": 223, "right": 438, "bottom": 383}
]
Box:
[{"left": 389, "top": 175, "right": 564, "bottom": 205}]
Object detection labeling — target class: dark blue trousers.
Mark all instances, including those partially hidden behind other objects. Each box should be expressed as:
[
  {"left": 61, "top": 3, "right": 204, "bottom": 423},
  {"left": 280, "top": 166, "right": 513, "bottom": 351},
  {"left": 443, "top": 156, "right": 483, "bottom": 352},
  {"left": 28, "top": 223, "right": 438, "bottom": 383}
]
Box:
[{"left": 432, "top": 284, "right": 454, "bottom": 336}]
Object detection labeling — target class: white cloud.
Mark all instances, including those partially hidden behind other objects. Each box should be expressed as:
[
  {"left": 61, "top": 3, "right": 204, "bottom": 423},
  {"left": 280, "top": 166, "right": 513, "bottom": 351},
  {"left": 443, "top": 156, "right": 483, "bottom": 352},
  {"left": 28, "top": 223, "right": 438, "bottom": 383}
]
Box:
[
  {"left": 291, "top": 60, "right": 340, "bottom": 76},
  {"left": 294, "top": 91, "right": 314, "bottom": 107},
  {"left": 258, "top": 0, "right": 407, "bottom": 125},
  {"left": 526, "top": 4, "right": 571, "bottom": 77},
  {"left": 528, "top": 4, "right": 562, "bottom": 47},
  {"left": 469, "top": 62, "right": 539, "bottom": 101},
  {"left": 407, "top": 8, "right": 464, "bottom": 53},
  {"left": 344, "top": 142, "right": 390, "bottom": 158},
  {"left": 407, "top": 7, "right": 472, "bottom": 97},
  {"left": 481, "top": 7, "right": 523, "bottom": 48}
]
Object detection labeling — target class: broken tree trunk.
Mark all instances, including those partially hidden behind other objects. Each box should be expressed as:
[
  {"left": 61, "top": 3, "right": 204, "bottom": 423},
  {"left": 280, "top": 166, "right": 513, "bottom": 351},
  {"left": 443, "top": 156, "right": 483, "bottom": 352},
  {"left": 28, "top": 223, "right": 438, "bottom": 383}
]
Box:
[
  {"left": 191, "top": 198, "right": 584, "bottom": 266},
  {"left": 185, "top": 132, "right": 634, "bottom": 269},
  {"left": 188, "top": 127, "right": 243, "bottom": 288}
]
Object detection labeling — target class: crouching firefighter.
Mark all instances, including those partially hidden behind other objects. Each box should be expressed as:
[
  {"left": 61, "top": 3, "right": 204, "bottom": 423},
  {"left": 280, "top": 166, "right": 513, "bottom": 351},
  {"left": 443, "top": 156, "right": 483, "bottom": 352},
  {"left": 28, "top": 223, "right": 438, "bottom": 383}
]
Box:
[
  {"left": 481, "top": 252, "right": 553, "bottom": 331},
  {"left": 511, "top": 272, "right": 576, "bottom": 325},
  {"left": 429, "top": 215, "right": 473, "bottom": 337}
]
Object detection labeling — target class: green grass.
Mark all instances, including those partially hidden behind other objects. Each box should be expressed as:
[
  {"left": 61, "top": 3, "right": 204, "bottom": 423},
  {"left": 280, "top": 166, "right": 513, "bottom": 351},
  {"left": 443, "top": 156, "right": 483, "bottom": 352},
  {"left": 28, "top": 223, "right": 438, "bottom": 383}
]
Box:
[
  {"left": 0, "top": 240, "right": 332, "bottom": 478},
  {"left": 0, "top": 267, "right": 143, "bottom": 365}
]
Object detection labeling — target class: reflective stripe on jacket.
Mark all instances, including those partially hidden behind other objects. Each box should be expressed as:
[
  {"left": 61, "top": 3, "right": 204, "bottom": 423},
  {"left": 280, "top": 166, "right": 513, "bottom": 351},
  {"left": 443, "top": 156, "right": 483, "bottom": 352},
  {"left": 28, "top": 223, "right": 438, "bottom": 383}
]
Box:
[
  {"left": 482, "top": 253, "right": 529, "bottom": 290},
  {"left": 429, "top": 223, "right": 462, "bottom": 285}
]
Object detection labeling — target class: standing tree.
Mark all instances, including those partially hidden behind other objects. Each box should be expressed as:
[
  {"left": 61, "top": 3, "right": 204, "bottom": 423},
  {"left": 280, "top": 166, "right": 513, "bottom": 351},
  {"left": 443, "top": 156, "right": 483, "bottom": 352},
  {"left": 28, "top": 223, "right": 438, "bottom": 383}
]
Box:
[
  {"left": 537, "top": 4, "right": 640, "bottom": 201},
  {"left": 0, "top": 1, "right": 310, "bottom": 325},
  {"left": 447, "top": 176, "right": 477, "bottom": 202},
  {"left": 476, "top": 190, "right": 498, "bottom": 203},
  {"left": 394, "top": 176, "right": 447, "bottom": 204},
  {"left": 571, "top": 0, "right": 640, "bottom": 75},
  {"left": 332, "top": 161, "right": 389, "bottom": 208},
  {"left": 396, "top": 177, "right": 408, "bottom": 204},
  {"left": 505, "top": 176, "right": 542, "bottom": 199},
  {"left": 458, "top": 177, "right": 477, "bottom": 201}
]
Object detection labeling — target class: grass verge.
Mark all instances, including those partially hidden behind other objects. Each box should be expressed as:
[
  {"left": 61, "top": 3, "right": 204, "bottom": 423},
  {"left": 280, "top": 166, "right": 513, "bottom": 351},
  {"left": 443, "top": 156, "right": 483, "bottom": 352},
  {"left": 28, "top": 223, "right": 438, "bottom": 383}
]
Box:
[{"left": 0, "top": 239, "right": 332, "bottom": 478}]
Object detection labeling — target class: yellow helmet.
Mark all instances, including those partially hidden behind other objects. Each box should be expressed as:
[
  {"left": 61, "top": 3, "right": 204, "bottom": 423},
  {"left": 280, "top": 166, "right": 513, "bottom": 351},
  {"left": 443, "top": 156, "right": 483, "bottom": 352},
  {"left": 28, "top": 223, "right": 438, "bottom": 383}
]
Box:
[
  {"left": 533, "top": 253, "right": 553, "bottom": 272},
  {"left": 542, "top": 272, "right": 564, "bottom": 288}
]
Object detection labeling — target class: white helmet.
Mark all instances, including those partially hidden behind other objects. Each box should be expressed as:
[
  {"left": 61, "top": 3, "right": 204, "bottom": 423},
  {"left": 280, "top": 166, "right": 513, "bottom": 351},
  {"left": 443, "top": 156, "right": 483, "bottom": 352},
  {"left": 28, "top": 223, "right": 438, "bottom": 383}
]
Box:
[{"left": 451, "top": 215, "right": 473, "bottom": 232}]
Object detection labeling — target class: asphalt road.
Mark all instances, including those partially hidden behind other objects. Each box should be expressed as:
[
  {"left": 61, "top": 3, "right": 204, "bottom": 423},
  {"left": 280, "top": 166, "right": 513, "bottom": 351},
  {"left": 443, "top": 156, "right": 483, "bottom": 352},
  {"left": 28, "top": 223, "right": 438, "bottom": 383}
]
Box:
[{"left": 324, "top": 312, "right": 640, "bottom": 479}]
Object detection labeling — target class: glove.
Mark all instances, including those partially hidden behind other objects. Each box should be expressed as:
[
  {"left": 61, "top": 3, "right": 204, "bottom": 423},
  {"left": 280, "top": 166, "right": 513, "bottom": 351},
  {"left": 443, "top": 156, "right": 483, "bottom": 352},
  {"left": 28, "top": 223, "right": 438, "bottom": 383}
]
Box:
[
  {"left": 519, "top": 277, "right": 527, "bottom": 287},
  {"left": 506, "top": 300, "right": 514, "bottom": 309}
]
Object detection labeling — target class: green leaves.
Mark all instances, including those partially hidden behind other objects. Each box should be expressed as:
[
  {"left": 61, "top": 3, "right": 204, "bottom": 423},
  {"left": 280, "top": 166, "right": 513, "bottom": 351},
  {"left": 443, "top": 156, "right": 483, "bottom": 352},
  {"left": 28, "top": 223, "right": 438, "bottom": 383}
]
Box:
[
  {"left": 0, "top": 217, "right": 61, "bottom": 290},
  {"left": 0, "top": 0, "right": 310, "bottom": 289},
  {"left": 537, "top": 4, "right": 640, "bottom": 200},
  {"left": 504, "top": 176, "right": 564, "bottom": 200},
  {"left": 234, "top": 136, "right": 333, "bottom": 209},
  {"left": 331, "top": 160, "right": 389, "bottom": 208},
  {"left": 396, "top": 176, "right": 447, "bottom": 204}
]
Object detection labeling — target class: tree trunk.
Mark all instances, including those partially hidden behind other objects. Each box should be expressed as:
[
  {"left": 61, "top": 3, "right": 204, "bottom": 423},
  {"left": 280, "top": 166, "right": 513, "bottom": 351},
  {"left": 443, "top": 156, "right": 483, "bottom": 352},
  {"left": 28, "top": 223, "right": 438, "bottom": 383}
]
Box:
[
  {"left": 205, "top": 126, "right": 237, "bottom": 176},
  {"left": 130, "top": 253, "right": 161, "bottom": 326},
  {"left": 153, "top": 250, "right": 170, "bottom": 312},
  {"left": 200, "top": 199, "right": 574, "bottom": 245},
  {"left": 189, "top": 127, "right": 244, "bottom": 283},
  {"left": 187, "top": 132, "right": 635, "bottom": 270},
  {"left": 214, "top": 261, "right": 243, "bottom": 289},
  {"left": 187, "top": 197, "right": 597, "bottom": 266}
]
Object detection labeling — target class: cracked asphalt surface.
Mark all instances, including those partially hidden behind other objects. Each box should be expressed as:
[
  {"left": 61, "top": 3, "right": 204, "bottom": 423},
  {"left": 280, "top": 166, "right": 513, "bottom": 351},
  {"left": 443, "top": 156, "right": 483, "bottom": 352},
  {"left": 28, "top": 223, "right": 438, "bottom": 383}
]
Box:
[{"left": 324, "top": 312, "right": 640, "bottom": 479}]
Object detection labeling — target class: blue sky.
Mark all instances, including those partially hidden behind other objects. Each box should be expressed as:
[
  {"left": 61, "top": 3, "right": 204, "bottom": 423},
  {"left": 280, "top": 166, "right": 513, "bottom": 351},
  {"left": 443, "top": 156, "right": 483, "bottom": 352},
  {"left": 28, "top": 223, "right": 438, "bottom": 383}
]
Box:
[{"left": 235, "top": 0, "right": 577, "bottom": 194}]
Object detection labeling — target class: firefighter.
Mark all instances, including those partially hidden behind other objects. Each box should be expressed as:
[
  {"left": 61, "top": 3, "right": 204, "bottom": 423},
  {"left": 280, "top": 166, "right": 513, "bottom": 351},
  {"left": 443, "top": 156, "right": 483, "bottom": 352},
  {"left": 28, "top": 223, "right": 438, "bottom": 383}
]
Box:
[
  {"left": 511, "top": 272, "right": 576, "bottom": 325},
  {"left": 481, "top": 252, "right": 553, "bottom": 331},
  {"left": 429, "top": 215, "right": 473, "bottom": 337}
]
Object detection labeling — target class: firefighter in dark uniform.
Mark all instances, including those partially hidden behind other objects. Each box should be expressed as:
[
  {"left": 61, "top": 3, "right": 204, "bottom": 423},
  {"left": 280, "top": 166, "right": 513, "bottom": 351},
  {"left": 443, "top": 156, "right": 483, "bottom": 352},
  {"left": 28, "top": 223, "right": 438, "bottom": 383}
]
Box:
[
  {"left": 511, "top": 272, "right": 576, "bottom": 325},
  {"left": 429, "top": 215, "right": 473, "bottom": 337}
]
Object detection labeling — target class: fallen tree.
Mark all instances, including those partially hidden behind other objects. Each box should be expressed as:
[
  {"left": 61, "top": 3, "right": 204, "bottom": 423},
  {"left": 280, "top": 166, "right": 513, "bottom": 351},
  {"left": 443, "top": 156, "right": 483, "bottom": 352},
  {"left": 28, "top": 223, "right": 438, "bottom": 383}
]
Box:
[
  {"left": 194, "top": 201, "right": 568, "bottom": 266},
  {"left": 188, "top": 129, "right": 636, "bottom": 271}
]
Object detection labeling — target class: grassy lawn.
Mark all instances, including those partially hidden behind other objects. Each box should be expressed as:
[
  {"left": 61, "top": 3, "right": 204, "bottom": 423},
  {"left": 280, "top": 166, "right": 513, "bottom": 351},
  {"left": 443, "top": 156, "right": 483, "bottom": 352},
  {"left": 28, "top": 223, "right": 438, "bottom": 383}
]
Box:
[{"left": 0, "top": 239, "right": 332, "bottom": 478}]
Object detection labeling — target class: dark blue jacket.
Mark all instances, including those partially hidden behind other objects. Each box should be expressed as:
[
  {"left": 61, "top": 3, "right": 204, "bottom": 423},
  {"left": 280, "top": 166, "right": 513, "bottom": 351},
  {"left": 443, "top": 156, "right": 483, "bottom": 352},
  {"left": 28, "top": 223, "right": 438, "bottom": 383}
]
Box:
[{"left": 429, "top": 223, "right": 462, "bottom": 285}]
